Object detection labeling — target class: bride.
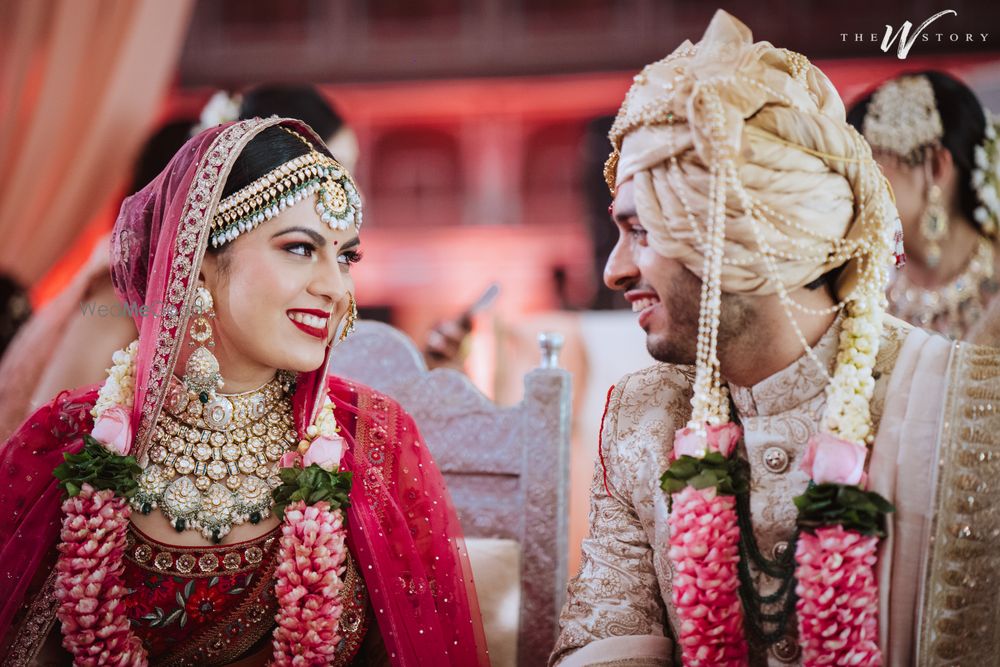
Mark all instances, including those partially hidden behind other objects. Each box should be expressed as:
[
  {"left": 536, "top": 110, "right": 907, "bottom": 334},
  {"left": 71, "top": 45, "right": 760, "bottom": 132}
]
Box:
[{"left": 0, "top": 117, "right": 488, "bottom": 666}]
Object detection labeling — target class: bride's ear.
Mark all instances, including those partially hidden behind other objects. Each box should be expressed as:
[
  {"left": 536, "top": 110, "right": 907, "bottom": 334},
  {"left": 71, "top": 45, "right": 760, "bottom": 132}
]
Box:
[{"left": 199, "top": 253, "right": 219, "bottom": 292}]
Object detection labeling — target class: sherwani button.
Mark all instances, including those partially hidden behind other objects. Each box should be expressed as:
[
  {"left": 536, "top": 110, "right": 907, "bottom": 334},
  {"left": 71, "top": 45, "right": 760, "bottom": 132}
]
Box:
[
  {"left": 763, "top": 446, "right": 789, "bottom": 473},
  {"left": 770, "top": 635, "right": 801, "bottom": 662},
  {"left": 771, "top": 540, "right": 789, "bottom": 560}
]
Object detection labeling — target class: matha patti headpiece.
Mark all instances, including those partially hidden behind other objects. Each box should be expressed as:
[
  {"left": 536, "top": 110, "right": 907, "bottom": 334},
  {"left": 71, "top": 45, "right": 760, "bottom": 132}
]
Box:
[
  {"left": 210, "top": 126, "right": 362, "bottom": 248},
  {"left": 862, "top": 75, "right": 944, "bottom": 164}
]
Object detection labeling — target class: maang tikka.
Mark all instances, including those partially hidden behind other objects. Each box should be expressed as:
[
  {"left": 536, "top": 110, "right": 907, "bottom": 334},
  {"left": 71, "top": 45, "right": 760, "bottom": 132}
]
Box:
[{"left": 183, "top": 285, "right": 224, "bottom": 405}]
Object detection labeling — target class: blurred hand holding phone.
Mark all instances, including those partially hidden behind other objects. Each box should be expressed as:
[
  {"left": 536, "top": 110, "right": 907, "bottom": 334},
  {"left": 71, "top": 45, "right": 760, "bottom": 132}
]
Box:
[{"left": 424, "top": 283, "right": 499, "bottom": 368}]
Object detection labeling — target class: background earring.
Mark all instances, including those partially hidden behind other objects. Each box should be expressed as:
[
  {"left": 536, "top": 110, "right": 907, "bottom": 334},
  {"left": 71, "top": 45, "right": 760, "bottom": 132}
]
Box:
[
  {"left": 184, "top": 285, "right": 224, "bottom": 404},
  {"left": 920, "top": 183, "right": 949, "bottom": 268}
]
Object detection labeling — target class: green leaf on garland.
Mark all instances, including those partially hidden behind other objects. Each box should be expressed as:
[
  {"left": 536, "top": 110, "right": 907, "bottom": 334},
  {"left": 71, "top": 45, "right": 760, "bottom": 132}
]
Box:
[
  {"left": 659, "top": 453, "right": 747, "bottom": 509},
  {"left": 271, "top": 464, "right": 353, "bottom": 519},
  {"left": 52, "top": 435, "right": 142, "bottom": 498},
  {"left": 794, "top": 482, "right": 895, "bottom": 536}
]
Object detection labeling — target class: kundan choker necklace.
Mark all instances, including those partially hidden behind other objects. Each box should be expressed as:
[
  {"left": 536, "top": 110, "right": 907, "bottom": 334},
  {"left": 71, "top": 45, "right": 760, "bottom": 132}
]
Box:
[
  {"left": 887, "top": 236, "right": 995, "bottom": 336},
  {"left": 132, "top": 372, "right": 297, "bottom": 541}
]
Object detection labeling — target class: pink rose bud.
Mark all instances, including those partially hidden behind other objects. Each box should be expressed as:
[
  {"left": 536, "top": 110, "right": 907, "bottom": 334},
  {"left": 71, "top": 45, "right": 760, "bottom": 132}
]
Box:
[
  {"left": 673, "top": 427, "right": 707, "bottom": 460},
  {"left": 801, "top": 432, "right": 868, "bottom": 486},
  {"left": 91, "top": 406, "right": 132, "bottom": 455},
  {"left": 303, "top": 435, "right": 344, "bottom": 472},
  {"left": 279, "top": 451, "right": 302, "bottom": 469},
  {"left": 706, "top": 422, "right": 741, "bottom": 458}
]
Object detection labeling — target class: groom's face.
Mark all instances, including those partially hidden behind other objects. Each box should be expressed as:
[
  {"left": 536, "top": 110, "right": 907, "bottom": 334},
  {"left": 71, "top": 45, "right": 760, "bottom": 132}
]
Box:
[{"left": 605, "top": 179, "right": 701, "bottom": 365}]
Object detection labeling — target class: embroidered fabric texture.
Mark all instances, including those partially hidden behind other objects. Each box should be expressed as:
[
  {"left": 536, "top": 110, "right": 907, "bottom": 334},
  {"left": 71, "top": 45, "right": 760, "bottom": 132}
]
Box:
[
  {"left": 552, "top": 318, "right": 907, "bottom": 666},
  {"left": 918, "top": 342, "right": 1000, "bottom": 663},
  {"left": 122, "top": 523, "right": 370, "bottom": 666}
]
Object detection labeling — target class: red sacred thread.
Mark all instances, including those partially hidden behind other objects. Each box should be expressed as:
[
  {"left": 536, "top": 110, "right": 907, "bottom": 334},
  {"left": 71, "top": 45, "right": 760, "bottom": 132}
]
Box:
[{"left": 597, "top": 384, "right": 616, "bottom": 498}]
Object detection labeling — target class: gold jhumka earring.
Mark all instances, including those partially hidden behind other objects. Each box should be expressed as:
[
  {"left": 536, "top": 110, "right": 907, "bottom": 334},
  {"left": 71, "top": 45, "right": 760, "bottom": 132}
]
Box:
[
  {"left": 921, "top": 180, "right": 949, "bottom": 268},
  {"left": 183, "top": 285, "right": 224, "bottom": 406}
]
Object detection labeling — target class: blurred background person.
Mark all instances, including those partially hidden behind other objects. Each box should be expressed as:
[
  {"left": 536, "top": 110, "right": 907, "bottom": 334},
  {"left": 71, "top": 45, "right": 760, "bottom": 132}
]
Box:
[
  {"left": 240, "top": 84, "right": 360, "bottom": 172},
  {"left": 0, "top": 119, "right": 195, "bottom": 439},
  {"left": 194, "top": 83, "right": 360, "bottom": 171},
  {"left": 0, "top": 274, "right": 30, "bottom": 358},
  {"left": 848, "top": 71, "right": 1000, "bottom": 344}
]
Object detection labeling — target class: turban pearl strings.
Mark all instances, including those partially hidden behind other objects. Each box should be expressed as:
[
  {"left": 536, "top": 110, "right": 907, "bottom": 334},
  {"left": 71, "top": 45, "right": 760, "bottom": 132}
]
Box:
[{"left": 617, "top": 12, "right": 898, "bottom": 661}]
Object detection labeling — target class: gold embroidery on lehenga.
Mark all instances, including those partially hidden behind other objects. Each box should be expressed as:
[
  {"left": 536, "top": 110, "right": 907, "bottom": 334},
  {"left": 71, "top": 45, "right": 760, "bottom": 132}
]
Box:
[
  {"left": 918, "top": 343, "right": 1000, "bottom": 662},
  {"left": 4, "top": 570, "right": 59, "bottom": 667},
  {"left": 125, "top": 524, "right": 279, "bottom": 578}
]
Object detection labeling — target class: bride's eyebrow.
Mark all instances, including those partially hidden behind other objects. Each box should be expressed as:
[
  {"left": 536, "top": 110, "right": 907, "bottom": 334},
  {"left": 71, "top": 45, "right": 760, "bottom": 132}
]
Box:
[{"left": 270, "top": 227, "right": 326, "bottom": 246}]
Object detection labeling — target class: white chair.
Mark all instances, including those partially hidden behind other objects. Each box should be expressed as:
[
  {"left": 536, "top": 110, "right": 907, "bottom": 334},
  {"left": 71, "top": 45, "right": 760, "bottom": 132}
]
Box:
[{"left": 329, "top": 321, "right": 572, "bottom": 667}]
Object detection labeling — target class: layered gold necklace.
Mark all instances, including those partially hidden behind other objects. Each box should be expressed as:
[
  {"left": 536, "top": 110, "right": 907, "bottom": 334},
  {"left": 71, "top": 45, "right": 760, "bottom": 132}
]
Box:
[
  {"left": 887, "top": 237, "right": 997, "bottom": 339},
  {"left": 132, "top": 372, "right": 297, "bottom": 541}
]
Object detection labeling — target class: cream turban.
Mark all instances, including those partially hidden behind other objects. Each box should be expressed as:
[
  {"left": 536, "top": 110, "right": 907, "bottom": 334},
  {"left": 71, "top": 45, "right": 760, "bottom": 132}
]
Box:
[{"left": 609, "top": 10, "right": 896, "bottom": 300}]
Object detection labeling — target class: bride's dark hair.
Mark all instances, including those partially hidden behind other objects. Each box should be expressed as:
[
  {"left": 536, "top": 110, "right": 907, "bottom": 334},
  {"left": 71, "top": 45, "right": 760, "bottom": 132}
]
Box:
[{"left": 209, "top": 124, "right": 333, "bottom": 260}]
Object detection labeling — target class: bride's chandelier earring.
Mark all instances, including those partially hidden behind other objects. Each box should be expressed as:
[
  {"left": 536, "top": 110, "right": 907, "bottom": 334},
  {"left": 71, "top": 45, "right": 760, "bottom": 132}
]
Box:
[
  {"left": 339, "top": 292, "right": 358, "bottom": 343},
  {"left": 921, "top": 180, "right": 949, "bottom": 268},
  {"left": 183, "top": 285, "right": 224, "bottom": 407}
]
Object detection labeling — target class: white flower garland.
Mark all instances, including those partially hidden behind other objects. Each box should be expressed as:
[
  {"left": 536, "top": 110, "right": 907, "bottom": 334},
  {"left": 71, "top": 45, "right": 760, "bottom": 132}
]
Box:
[
  {"left": 92, "top": 339, "right": 139, "bottom": 419},
  {"left": 972, "top": 113, "right": 1000, "bottom": 237},
  {"left": 822, "top": 296, "right": 881, "bottom": 445}
]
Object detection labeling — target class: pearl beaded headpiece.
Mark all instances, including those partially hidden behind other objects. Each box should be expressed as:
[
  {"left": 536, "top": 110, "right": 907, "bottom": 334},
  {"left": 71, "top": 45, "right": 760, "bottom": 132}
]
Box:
[
  {"left": 610, "top": 10, "right": 896, "bottom": 442},
  {"left": 861, "top": 75, "right": 944, "bottom": 165},
  {"left": 210, "top": 127, "right": 362, "bottom": 248}
]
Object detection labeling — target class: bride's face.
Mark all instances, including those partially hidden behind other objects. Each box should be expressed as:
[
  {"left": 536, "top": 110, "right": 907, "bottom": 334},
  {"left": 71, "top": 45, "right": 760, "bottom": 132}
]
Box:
[{"left": 200, "top": 202, "right": 361, "bottom": 381}]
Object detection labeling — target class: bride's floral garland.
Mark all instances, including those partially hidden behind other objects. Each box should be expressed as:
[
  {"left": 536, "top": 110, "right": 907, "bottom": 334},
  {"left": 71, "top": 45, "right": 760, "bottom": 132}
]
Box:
[{"left": 52, "top": 342, "right": 351, "bottom": 665}]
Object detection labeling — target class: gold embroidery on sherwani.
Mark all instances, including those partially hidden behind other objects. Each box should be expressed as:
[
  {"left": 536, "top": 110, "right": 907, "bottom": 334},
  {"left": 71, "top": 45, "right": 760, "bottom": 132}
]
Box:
[{"left": 918, "top": 342, "right": 1000, "bottom": 662}]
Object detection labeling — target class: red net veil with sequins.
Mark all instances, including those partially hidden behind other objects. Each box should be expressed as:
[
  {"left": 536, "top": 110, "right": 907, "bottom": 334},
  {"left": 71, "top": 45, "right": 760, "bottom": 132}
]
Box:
[{"left": 0, "top": 118, "right": 488, "bottom": 666}]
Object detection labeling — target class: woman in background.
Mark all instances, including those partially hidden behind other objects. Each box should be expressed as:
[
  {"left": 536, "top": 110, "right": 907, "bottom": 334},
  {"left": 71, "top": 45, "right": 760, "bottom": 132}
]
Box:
[{"left": 848, "top": 71, "right": 1000, "bottom": 343}]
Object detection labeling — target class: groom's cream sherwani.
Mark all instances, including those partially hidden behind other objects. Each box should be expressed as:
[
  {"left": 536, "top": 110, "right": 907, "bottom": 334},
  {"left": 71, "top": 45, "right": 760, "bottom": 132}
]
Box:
[{"left": 552, "top": 317, "right": 1000, "bottom": 666}]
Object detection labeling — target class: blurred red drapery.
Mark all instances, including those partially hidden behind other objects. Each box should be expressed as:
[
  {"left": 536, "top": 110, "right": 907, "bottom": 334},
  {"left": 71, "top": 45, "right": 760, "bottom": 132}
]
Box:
[{"left": 0, "top": 0, "right": 193, "bottom": 285}]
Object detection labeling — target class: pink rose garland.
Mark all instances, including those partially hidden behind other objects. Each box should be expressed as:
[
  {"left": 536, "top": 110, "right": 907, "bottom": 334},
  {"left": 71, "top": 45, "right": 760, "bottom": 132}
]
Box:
[
  {"left": 794, "top": 526, "right": 881, "bottom": 666},
  {"left": 55, "top": 485, "right": 148, "bottom": 666},
  {"left": 271, "top": 500, "right": 349, "bottom": 666},
  {"left": 90, "top": 406, "right": 133, "bottom": 456},
  {"left": 669, "top": 486, "right": 748, "bottom": 665},
  {"left": 666, "top": 423, "right": 749, "bottom": 666},
  {"left": 796, "top": 434, "right": 883, "bottom": 666}
]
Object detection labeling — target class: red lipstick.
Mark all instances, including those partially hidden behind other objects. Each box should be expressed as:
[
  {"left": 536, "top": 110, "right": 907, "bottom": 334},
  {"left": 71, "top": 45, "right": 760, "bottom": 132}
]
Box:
[{"left": 287, "top": 309, "right": 331, "bottom": 340}]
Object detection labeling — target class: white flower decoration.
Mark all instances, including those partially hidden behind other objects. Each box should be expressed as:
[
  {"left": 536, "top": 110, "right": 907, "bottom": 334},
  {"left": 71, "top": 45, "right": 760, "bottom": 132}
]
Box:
[
  {"left": 92, "top": 340, "right": 139, "bottom": 418},
  {"left": 971, "top": 111, "right": 1000, "bottom": 236}
]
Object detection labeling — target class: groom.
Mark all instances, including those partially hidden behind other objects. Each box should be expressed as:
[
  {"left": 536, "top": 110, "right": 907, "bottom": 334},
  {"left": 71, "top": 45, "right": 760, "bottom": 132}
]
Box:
[{"left": 552, "top": 10, "right": 1000, "bottom": 666}]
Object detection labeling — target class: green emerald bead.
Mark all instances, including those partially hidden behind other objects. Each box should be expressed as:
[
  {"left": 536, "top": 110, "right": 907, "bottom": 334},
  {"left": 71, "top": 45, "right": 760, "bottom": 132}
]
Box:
[{"left": 199, "top": 391, "right": 209, "bottom": 404}]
